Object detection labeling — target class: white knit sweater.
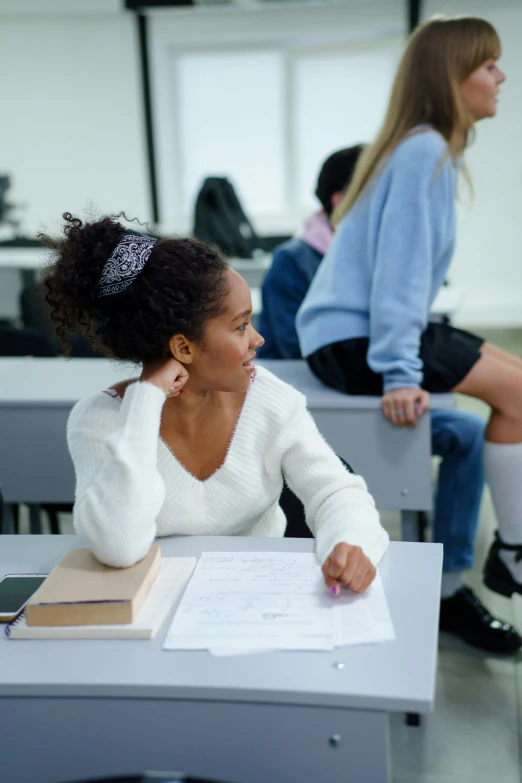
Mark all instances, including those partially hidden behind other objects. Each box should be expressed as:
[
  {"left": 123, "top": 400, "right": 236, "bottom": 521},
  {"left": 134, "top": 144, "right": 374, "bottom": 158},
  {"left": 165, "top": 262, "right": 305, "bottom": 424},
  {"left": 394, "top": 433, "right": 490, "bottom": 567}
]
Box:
[{"left": 67, "top": 366, "right": 389, "bottom": 568}]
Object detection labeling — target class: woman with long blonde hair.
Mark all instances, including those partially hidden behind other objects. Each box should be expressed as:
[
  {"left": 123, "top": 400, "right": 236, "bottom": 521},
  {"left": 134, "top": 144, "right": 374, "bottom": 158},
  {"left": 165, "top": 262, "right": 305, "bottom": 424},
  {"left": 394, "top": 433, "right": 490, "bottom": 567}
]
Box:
[{"left": 297, "top": 16, "right": 522, "bottom": 644}]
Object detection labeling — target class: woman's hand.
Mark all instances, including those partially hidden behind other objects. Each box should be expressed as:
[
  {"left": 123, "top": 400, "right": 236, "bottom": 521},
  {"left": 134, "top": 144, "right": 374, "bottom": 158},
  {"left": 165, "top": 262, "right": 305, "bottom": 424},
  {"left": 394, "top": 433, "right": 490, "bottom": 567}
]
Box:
[
  {"left": 381, "top": 387, "right": 429, "bottom": 427},
  {"left": 322, "top": 543, "right": 376, "bottom": 595},
  {"left": 140, "top": 358, "right": 190, "bottom": 397}
]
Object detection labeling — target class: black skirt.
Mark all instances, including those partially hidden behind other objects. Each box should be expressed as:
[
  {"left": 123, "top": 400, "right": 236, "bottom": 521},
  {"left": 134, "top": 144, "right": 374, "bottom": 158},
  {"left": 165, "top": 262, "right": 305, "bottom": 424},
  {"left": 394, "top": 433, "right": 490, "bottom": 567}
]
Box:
[{"left": 307, "top": 323, "right": 484, "bottom": 395}]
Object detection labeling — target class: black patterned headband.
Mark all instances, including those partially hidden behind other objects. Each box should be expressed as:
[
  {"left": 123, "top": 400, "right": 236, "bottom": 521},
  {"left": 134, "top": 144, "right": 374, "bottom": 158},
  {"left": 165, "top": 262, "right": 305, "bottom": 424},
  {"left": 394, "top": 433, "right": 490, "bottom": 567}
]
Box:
[{"left": 97, "top": 230, "right": 157, "bottom": 299}]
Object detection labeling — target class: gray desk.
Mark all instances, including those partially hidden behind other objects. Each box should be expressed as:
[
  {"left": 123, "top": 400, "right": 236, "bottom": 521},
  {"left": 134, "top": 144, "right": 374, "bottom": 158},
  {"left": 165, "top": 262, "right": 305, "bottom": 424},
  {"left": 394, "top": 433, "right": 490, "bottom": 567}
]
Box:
[
  {"left": 0, "top": 358, "right": 453, "bottom": 539},
  {"left": 0, "top": 534, "right": 443, "bottom": 783},
  {"left": 260, "top": 360, "right": 453, "bottom": 514}
]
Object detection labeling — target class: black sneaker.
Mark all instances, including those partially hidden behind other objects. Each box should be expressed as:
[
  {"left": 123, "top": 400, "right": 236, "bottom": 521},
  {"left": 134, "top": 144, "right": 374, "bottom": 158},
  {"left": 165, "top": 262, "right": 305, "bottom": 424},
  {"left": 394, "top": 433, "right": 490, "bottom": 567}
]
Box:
[
  {"left": 484, "top": 532, "right": 522, "bottom": 598},
  {"left": 439, "top": 586, "right": 521, "bottom": 654}
]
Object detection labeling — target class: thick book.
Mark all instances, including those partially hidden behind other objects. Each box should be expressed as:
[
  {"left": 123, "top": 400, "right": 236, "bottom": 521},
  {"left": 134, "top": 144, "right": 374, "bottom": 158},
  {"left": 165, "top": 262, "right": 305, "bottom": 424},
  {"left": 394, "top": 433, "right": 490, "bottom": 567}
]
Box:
[
  {"left": 7, "top": 557, "right": 196, "bottom": 639},
  {"left": 25, "top": 546, "right": 161, "bottom": 627}
]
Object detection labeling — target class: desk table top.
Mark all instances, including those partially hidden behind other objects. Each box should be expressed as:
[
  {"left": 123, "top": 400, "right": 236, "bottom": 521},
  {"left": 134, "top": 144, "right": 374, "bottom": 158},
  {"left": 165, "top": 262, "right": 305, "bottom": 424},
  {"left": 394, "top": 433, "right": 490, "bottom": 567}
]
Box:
[{"left": 0, "top": 535, "right": 442, "bottom": 713}]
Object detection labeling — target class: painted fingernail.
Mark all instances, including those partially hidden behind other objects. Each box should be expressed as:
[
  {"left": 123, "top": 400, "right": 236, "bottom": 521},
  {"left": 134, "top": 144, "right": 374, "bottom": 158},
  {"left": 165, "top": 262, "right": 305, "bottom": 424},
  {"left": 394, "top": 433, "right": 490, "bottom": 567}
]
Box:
[{"left": 331, "top": 585, "right": 340, "bottom": 597}]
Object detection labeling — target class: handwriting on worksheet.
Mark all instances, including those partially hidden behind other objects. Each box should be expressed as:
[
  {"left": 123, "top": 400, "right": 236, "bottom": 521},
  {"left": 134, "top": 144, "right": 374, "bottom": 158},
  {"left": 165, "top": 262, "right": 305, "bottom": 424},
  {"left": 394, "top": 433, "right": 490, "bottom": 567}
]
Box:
[
  {"left": 164, "top": 552, "right": 334, "bottom": 648},
  {"left": 195, "top": 552, "right": 324, "bottom": 593},
  {"left": 162, "top": 551, "right": 395, "bottom": 652}
]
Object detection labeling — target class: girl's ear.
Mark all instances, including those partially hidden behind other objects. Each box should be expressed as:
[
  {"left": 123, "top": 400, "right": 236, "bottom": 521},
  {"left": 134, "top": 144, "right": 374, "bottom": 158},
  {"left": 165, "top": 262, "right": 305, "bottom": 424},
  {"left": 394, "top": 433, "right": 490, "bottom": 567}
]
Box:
[{"left": 168, "top": 334, "right": 194, "bottom": 365}]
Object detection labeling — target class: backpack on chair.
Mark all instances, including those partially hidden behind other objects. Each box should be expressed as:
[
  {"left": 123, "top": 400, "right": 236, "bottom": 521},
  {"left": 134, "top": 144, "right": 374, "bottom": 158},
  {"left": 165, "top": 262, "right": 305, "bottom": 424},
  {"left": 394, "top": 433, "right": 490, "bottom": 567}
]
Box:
[{"left": 193, "top": 177, "right": 260, "bottom": 259}]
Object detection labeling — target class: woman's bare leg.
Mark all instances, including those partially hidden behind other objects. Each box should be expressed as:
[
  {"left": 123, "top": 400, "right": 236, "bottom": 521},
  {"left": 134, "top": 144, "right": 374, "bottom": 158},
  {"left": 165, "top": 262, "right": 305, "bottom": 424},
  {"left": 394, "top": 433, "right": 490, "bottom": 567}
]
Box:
[
  {"left": 453, "top": 346, "right": 522, "bottom": 443},
  {"left": 453, "top": 342, "right": 522, "bottom": 591},
  {"left": 480, "top": 342, "right": 522, "bottom": 372}
]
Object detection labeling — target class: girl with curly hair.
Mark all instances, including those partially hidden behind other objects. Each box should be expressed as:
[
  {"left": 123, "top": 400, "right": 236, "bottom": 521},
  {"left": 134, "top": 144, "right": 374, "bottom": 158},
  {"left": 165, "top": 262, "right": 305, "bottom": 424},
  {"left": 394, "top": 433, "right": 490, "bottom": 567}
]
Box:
[{"left": 40, "top": 213, "right": 388, "bottom": 594}]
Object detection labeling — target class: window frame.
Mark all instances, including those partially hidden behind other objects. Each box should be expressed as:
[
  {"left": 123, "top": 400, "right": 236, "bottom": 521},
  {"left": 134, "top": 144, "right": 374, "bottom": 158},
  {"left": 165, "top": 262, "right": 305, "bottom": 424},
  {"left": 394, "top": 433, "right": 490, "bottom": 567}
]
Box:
[{"left": 148, "top": 2, "right": 405, "bottom": 233}]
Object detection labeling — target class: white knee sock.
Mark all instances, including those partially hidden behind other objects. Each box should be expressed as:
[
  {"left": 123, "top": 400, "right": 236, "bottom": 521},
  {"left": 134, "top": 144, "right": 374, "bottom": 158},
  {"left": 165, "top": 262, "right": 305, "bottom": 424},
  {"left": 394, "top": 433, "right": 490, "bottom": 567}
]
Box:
[
  {"left": 484, "top": 441, "right": 522, "bottom": 544},
  {"left": 440, "top": 571, "right": 463, "bottom": 599},
  {"left": 484, "top": 441, "right": 522, "bottom": 582}
]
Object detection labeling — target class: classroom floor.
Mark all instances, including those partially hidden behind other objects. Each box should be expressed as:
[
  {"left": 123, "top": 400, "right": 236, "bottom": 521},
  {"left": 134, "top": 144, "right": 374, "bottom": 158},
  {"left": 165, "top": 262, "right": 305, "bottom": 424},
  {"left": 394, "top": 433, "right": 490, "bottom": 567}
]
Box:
[{"left": 18, "top": 328, "right": 522, "bottom": 783}]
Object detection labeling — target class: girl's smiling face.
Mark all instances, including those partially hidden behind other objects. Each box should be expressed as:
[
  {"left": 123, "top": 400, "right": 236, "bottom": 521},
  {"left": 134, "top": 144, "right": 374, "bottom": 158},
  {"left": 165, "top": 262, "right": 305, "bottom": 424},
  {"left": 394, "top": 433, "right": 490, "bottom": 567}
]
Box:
[{"left": 181, "top": 268, "right": 264, "bottom": 393}]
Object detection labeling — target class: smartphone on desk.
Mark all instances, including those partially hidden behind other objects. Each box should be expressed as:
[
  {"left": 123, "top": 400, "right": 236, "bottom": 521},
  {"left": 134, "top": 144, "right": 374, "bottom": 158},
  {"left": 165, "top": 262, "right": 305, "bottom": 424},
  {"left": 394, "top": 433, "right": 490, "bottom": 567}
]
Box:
[{"left": 0, "top": 574, "right": 47, "bottom": 622}]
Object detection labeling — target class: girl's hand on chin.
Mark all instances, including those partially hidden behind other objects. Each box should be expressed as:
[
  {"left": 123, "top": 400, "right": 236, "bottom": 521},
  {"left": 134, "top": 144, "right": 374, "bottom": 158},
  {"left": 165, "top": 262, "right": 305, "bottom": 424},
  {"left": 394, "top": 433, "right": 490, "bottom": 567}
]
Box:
[{"left": 141, "top": 359, "right": 190, "bottom": 397}]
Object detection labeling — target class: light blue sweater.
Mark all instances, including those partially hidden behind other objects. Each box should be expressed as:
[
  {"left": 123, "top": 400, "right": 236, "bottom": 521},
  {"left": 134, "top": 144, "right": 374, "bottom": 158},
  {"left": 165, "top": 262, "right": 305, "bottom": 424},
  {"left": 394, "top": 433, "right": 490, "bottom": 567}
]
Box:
[{"left": 296, "top": 130, "right": 458, "bottom": 393}]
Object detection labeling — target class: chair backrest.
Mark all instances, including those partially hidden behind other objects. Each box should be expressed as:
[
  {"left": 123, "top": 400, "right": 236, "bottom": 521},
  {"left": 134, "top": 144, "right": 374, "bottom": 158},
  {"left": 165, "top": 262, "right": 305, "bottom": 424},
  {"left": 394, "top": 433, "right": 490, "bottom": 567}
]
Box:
[
  {"left": 281, "top": 455, "right": 354, "bottom": 539},
  {"left": 0, "top": 326, "right": 57, "bottom": 357},
  {"left": 0, "top": 175, "right": 11, "bottom": 225},
  {"left": 20, "top": 282, "right": 50, "bottom": 332},
  {"left": 20, "top": 282, "right": 104, "bottom": 357}
]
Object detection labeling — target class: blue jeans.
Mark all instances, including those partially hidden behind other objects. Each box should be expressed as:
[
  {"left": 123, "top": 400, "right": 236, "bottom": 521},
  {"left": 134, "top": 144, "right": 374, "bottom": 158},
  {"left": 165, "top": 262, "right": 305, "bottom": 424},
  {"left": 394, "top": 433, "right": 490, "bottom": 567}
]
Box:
[{"left": 431, "top": 409, "right": 486, "bottom": 572}]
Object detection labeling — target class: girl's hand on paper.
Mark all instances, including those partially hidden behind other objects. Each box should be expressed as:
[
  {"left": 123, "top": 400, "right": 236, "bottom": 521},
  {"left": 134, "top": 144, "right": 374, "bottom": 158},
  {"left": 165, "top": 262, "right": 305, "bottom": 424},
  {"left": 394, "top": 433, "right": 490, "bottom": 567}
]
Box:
[
  {"left": 141, "top": 358, "right": 189, "bottom": 397},
  {"left": 322, "top": 543, "right": 376, "bottom": 595}
]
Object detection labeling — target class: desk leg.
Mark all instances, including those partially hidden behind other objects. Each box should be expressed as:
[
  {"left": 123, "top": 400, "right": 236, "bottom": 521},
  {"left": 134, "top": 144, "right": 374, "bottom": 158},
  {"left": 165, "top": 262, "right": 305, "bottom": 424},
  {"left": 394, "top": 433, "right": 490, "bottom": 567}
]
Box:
[
  {"left": 28, "top": 504, "right": 42, "bottom": 534},
  {"left": 0, "top": 697, "right": 392, "bottom": 783},
  {"left": 406, "top": 712, "right": 421, "bottom": 726},
  {"left": 400, "top": 510, "right": 424, "bottom": 542},
  {"left": 1, "top": 503, "right": 16, "bottom": 534},
  {"left": 21, "top": 269, "right": 38, "bottom": 290}
]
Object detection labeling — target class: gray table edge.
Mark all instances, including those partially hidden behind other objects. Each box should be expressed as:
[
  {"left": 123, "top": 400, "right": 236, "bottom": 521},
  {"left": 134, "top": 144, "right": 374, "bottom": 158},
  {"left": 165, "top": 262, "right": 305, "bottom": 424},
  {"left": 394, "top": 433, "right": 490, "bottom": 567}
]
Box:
[{"left": 0, "top": 536, "right": 443, "bottom": 715}]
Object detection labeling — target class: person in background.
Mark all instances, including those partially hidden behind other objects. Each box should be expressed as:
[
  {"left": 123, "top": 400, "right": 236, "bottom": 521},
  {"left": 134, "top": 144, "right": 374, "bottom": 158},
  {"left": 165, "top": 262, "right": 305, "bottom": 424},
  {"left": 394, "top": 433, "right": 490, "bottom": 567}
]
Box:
[
  {"left": 261, "top": 140, "right": 516, "bottom": 653},
  {"left": 297, "top": 16, "right": 522, "bottom": 654},
  {"left": 258, "top": 146, "right": 364, "bottom": 360}
]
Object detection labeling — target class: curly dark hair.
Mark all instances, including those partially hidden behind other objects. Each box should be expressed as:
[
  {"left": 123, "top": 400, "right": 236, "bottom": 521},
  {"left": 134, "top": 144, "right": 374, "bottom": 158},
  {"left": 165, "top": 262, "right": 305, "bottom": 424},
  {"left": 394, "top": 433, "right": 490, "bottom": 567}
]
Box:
[{"left": 39, "top": 213, "right": 230, "bottom": 361}]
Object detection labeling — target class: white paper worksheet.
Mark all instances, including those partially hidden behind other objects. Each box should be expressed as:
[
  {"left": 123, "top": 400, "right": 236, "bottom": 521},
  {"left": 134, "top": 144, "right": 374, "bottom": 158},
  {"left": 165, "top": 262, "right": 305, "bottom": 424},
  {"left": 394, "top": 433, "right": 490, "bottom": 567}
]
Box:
[{"left": 162, "top": 552, "right": 395, "bottom": 654}]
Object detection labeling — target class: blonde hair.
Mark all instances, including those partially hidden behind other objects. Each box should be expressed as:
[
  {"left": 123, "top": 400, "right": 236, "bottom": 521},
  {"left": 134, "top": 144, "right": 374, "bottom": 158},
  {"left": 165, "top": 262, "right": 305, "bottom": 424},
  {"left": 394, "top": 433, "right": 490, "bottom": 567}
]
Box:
[{"left": 332, "top": 16, "right": 501, "bottom": 226}]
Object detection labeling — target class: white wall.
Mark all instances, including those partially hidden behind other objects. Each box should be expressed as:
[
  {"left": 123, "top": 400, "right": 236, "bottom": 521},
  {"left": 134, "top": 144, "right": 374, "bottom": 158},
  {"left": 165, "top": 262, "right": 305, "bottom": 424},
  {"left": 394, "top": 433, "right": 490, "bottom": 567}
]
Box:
[
  {"left": 0, "top": 8, "right": 150, "bottom": 237},
  {"left": 422, "top": 0, "right": 522, "bottom": 327}
]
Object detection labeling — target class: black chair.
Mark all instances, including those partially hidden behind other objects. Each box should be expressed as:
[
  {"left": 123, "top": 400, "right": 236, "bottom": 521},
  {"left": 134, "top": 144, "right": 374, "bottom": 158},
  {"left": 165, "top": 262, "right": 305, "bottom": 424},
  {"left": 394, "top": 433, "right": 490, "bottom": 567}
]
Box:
[
  {"left": 0, "top": 325, "right": 57, "bottom": 357},
  {"left": 67, "top": 332, "right": 104, "bottom": 357},
  {"left": 20, "top": 282, "right": 102, "bottom": 357},
  {"left": 19, "top": 281, "right": 50, "bottom": 334},
  {"left": 0, "top": 484, "right": 18, "bottom": 535}
]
